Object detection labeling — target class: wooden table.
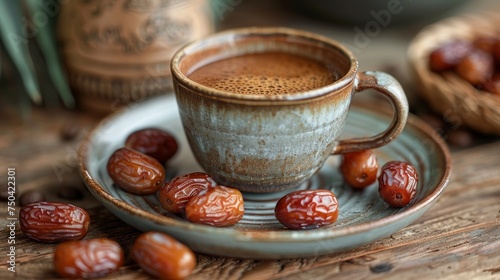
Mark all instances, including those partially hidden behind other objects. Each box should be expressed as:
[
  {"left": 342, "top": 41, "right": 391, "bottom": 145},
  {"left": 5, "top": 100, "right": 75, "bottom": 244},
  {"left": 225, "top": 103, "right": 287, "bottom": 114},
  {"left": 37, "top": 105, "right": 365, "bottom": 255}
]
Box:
[
  {"left": 1, "top": 1, "right": 499, "bottom": 279},
  {"left": 1, "top": 103, "right": 499, "bottom": 280}
]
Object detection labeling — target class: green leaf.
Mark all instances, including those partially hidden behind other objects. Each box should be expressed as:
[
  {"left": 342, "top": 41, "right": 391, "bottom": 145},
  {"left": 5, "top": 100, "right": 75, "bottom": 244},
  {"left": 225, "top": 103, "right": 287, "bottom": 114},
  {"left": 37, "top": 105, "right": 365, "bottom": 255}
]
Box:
[
  {"left": 0, "top": 0, "right": 41, "bottom": 104},
  {"left": 24, "top": 0, "right": 75, "bottom": 108}
]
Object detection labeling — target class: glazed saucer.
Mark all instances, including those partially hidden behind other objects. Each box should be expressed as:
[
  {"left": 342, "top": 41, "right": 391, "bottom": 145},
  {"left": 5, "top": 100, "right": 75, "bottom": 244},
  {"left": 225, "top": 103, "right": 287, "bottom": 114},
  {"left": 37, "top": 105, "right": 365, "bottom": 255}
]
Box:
[{"left": 79, "top": 94, "right": 451, "bottom": 259}]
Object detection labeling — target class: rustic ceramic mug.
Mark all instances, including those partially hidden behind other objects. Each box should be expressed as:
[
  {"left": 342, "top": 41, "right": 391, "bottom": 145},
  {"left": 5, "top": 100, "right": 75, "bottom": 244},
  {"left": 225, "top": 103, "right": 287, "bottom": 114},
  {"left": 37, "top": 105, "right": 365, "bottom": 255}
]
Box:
[{"left": 171, "top": 27, "right": 408, "bottom": 193}]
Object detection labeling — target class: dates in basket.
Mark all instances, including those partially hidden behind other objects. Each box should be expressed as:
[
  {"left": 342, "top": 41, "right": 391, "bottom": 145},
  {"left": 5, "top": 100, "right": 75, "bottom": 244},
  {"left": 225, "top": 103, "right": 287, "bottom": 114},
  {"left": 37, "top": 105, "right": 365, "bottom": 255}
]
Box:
[{"left": 429, "top": 36, "right": 500, "bottom": 94}]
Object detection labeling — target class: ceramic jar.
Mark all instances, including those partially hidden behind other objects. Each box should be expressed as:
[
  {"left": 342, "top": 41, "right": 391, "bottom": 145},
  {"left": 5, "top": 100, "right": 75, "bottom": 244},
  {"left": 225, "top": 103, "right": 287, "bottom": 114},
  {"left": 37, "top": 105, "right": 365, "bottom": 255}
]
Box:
[{"left": 58, "top": 0, "right": 214, "bottom": 113}]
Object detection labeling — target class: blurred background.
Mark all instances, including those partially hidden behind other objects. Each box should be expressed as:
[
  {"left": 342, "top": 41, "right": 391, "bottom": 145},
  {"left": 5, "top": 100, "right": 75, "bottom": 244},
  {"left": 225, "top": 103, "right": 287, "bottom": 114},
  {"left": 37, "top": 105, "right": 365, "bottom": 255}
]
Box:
[
  {"left": 0, "top": 0, "right": 495, "bottom": 114},
  {"left": 0, "top": 0, "right": 498, "bottom": 144}
]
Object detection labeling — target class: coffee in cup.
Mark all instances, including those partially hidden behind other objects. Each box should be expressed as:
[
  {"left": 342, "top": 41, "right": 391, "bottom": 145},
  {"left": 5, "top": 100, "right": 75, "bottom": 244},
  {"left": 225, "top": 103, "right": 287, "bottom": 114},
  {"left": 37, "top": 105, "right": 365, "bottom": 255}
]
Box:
[{"left": 188, "top": 52, "right": 337, "bottom": 95}]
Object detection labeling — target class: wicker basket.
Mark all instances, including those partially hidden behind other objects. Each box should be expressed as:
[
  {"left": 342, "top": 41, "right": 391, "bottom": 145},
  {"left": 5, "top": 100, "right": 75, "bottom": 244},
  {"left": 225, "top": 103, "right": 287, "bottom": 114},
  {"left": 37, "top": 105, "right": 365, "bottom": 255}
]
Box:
[{"left": 408, "top": 12, "right": 500, "bottom": 135}]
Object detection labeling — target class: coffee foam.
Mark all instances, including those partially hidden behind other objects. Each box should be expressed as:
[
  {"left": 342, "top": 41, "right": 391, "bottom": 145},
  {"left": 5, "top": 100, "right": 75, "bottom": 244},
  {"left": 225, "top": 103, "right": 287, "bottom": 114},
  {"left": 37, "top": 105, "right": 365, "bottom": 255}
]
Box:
[{"left": 188, "top": 52, "right": 335, "bottom": 95}]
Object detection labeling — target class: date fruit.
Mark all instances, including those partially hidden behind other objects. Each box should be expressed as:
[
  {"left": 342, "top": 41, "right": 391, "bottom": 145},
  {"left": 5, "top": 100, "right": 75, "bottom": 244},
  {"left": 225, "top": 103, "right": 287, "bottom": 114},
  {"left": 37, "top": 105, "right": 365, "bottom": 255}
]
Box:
[
  {"left": 54, "top": 238, "right": 124, "bottom": 279},
  {"left": 429, "top": 36, "right": 500, "bottom": 95},
  {"left": 340, "top": 150, "right": 379, "bottom": 189},
  {"left": 274, "top": 189, "right": 339, "bottom": 230},
  {"left": 125, "top": 128, "right": 178, "bottom": 164},
  {"left": 185, "top": 185, "right": 244, "bottom": 227},
  {"left": 20, "top": 202, "right": 90, "bottom": 242},
  {"left": 131, "top": 231, "right": 196, "bottom": 280},
  {"left": 429, "top": 40, "right": 472, "bottom": 72},
  {"left": 456, "top": 50, "right": 494, "bottom": 85},
  {"left": 107, "top": 147, "right": 165, "bottom": 195},
  {"left": 378, "top": 161, "right": 419, "bottom": 207},
  {"left": 473, "top": 36, "right": 498, "bottom": 54},
  {"left": 158, "top": 172, "right": 217, "bottom": 213}
]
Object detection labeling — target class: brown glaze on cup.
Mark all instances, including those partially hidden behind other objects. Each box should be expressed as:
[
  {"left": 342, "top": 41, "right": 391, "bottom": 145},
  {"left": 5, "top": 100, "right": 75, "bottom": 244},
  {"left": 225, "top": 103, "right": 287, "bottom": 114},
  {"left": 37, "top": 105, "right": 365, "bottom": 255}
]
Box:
[{"left": 171, "top": 27, "right": 408, "bottom": 193}]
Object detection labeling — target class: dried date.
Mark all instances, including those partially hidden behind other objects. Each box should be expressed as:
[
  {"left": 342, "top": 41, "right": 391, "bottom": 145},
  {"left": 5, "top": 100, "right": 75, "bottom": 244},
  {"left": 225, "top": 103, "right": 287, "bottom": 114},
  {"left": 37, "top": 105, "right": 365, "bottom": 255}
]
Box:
[
  {"left": 429, "top": 36, "right": 500, "bottom": 95},
  {"left": 378, "top": 161, "right": 419, "bottom": 207},
  {"left": 131, "top": 231, "right": 196, "bottom": 280},
  {"left": 274, "top": 189, "right": 339, "bottom": 230},
  {"left": 125, "top": 128, "right": 178, "bottom": 165},
  {"left": 456, "top": 50, "right": 494, "bottom": 85},
  {"left": 429, "top": 40, "right": 472, "bottom": 72},
  {"left": 340, "top": 150, "right": 379, "bottom": 189},
  {"left": 185, "top": 185, "right": 244, "bottom": 227},
  {"left": 473, "top": 36, "right": 498, "bottom": 54},
  {"left": 20, "top": 202, "right": 90, "bottom": 242},
  {"left": 158, "top": 172, "right": 216, "bottom": 213},
  {"left": 107, "top": 147, "right": 165, "bottom": 195},
  {"left": 54, "top": 238, "right": 124, "bottom": 279}
]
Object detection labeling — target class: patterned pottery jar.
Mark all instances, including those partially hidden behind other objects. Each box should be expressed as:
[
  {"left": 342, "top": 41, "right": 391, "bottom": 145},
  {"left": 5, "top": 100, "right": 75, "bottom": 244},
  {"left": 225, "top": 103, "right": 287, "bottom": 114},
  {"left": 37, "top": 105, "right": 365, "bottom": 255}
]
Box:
[{"left": 58, "top": 0, "right": 214, "bottom": 113}]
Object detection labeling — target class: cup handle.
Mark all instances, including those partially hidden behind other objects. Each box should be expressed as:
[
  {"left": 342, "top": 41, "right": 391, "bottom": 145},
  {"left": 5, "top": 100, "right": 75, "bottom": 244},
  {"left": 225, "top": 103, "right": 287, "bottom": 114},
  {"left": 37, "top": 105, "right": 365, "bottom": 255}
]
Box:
[{"left": 332, "top": 71, "right": 409, "bottom": 154}]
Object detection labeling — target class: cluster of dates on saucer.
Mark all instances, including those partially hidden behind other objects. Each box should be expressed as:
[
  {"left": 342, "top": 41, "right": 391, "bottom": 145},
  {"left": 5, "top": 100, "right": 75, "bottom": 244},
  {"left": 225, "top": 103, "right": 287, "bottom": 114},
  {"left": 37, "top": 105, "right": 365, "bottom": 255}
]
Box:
[
  {"left": 429, "top": 35, "right": 500, "bottom": 95},
  {"left": 159, "top": 172, "right": 245, "bottom": 227},
  {"left": 339, "top": 150, "right": 419, "bottom": 208},
  {"left": 107, "top": 128, "right": 178, "bottom": 195},
  {"left": 107, "top": 128, "right": 245, "bottom": 228},
  {"left": 273, "top": 150, "right": 419, "bottom": 231},
  {"left": 106, "top": 128, "right": 418, "bottom": 235}
]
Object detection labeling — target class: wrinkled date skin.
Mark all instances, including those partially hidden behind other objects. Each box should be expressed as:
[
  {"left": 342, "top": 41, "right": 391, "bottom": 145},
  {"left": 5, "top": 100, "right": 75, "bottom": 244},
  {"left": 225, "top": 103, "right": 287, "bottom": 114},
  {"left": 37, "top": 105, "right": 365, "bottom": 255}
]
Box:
[
  {"left": 340, "top": 150, "right": 379, "bottom": 189},
  {"left": 185, "top": 185, "right": 244, "bottom": 227},
  {"left": 158, "top": 172, "right": 217, "bottom": 213},
  {"left": 54, "top": 238, "right": 124, "bottom": 279},
  {"left": 125, "top": 128, "right": 178, "bottom": 165},
  {"left": 378, "top": 161, "right": 419, "bottom": 207},
  {"left": 20, "top": 202, "right": 90, "bottom": 242},
  {"left": 131, "top": 232, "right": 196, "bottom": 280},
  {"left": 107, "top": 147, "right": 165, "bottom": 195},
  {"left": 275, "top": 189, "right": 339, "bottom": 230}
]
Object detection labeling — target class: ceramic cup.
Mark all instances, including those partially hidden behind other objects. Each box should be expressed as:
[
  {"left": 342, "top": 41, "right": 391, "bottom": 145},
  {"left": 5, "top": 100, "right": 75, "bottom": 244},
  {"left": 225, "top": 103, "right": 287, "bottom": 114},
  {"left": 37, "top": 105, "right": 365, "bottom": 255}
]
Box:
[{"left": 171, "top": 27, "right": 408, "bottom": 193}]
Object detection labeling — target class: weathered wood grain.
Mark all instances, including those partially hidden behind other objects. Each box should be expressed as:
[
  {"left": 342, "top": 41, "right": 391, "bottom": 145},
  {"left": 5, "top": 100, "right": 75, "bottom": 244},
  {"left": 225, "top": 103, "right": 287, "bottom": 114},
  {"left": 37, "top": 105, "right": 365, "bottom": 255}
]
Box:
[{"left": 0, "top": 103, "right": 499, "bottom": 279}]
